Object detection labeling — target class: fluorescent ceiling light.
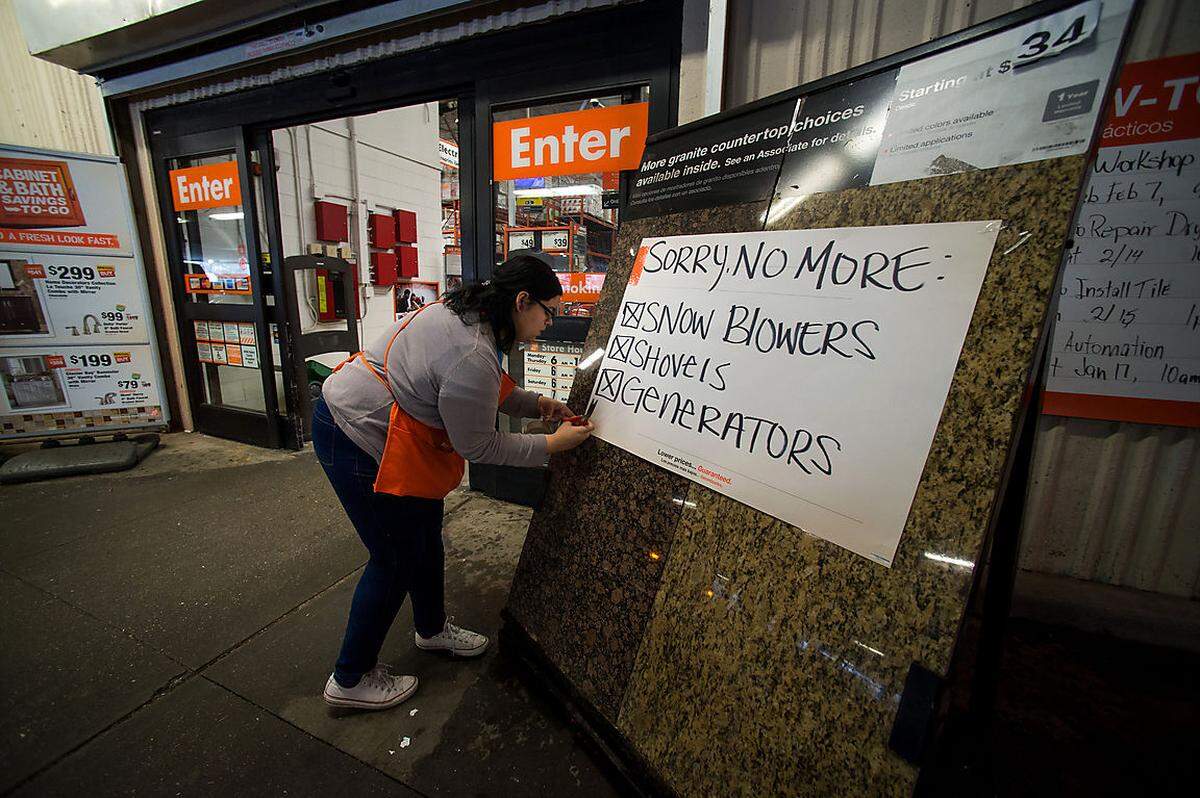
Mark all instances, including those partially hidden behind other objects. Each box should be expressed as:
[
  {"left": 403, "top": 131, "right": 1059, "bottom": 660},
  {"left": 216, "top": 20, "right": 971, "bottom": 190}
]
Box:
[
  {"left": 208, "top": 211, "right": 244, "bottom": 221},
  {"left": 513, "top": 186, "right": 602, "bottom": 198}
]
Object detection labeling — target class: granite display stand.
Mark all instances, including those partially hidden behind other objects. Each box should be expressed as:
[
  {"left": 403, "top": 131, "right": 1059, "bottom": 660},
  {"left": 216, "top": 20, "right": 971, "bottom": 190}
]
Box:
[{"left": 505, "top": 156, "right": 1087, "bottom": 796}]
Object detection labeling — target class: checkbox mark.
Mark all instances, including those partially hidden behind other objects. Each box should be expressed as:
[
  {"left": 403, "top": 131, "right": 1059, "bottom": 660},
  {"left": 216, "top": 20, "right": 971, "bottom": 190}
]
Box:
[
  {"left": 608, "top": 335, "right": 635, "bottom": 363},
  {"left": 618, "top": 302, "right": 645, "bottom": 330},
  {"left": 595, "top": 368, "right": 623, "bottom": 402}
]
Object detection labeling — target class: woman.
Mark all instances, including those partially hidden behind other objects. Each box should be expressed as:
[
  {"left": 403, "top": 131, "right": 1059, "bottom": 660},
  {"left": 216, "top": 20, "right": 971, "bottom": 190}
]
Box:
[{"left": 312, "top": 254, "right": 594, "bottom": 710}]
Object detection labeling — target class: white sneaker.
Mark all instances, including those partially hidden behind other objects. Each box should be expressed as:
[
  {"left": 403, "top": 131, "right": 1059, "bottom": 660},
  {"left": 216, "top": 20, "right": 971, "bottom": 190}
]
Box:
[
  {"left": 322, "top": 664, "right": 417, "bottom": 710},
  {"left": 414, "top": 617, "right": 489, "bottom": 658}
]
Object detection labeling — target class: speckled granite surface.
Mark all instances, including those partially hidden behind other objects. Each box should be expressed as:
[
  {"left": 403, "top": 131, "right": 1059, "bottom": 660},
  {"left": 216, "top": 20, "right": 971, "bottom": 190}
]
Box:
[
  {"left": 506, "top": 202, "right": 770, "bottom": 721},
  {"left": 614, "top": 157, "right": 1088, "bottom": 796}
]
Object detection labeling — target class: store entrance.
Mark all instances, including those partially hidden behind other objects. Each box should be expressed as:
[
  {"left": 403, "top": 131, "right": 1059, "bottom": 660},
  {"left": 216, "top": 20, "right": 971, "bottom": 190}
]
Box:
[
  {"left": 478, "top": 85, "right": 650, "bottom": 504},
  {"left": 266, "top": 99, "right": 465, "bottom": 434},
  {"left": 142, "top": 1, "right": 679, "bottom": 449},
  {"left": 151, "top": 127, "right": 288, "bottom": 447}
]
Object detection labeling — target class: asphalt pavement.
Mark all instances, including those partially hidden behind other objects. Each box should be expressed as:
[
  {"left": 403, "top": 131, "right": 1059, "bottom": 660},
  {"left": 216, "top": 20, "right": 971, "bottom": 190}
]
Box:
[{"left": 0, "top": 433, "right": 620, "bottom": 798}]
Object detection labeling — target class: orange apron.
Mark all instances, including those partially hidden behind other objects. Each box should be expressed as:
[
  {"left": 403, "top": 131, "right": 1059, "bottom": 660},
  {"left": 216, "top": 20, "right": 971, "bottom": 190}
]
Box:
[{"left": 334, "top": 303, "right": 516, "bottom": 499}]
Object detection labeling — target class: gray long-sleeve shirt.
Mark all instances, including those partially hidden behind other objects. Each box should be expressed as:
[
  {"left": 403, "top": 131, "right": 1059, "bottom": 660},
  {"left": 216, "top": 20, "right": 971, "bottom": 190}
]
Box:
[{"left": 321, "top": 303, "right": 547, "bottom": 467}]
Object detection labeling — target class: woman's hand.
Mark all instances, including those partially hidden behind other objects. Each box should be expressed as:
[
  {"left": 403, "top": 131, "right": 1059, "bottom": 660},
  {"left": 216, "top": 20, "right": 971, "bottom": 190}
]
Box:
[
  {"left": 546, "top": 420, "right": 594, "bottom": 454},
  {"left": 537, "top": 395, "right": 574, "bottom": 421}
]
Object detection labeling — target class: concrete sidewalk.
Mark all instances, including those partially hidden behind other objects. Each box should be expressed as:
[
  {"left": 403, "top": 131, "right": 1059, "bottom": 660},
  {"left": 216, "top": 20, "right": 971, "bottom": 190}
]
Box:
[{"left": 0, "top": 433, "right": 620, "bottom": 797}]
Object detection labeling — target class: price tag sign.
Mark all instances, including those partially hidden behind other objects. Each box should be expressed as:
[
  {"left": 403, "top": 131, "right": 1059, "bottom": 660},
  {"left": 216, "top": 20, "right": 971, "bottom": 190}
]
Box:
[
  {"left": 545, "top": 230, "right": 570, "bottom": 250},
  {"left": 1013, "top": 0, "right": 1099, "bottom": 67},
  {"left": 0, "top": 254, "right": 149, "bottom": 343},
  {"left": 0, "top": 345, "right": 164, "bottom": 416},
  {"left": 872, "top": 0, "right": 1133, "bottom": 185},
  {"left": 508, "top": 231, "right": 535, "bottom": 251}
]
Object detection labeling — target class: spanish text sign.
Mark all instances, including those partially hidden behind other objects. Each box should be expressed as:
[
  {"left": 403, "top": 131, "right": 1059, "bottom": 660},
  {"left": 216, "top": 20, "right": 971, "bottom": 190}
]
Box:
[
  {"left": 586, "top": 223, "right": 1001, "bottom": 566},
  {"left": 1043, "top": 52, "right": 1200, "bottom": 428}
]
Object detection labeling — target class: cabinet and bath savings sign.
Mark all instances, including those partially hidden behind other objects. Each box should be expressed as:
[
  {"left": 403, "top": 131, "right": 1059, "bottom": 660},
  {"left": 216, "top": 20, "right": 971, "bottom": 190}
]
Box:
[
  {"left": 1, "top": 145, "right": 166, "bottom": 438},
  {"left": 585, "top": 222, "right": 1001, "bottom": 566},
  {"left": 0, "top": 158, "right": 85, "bottom": 228},
  {"left": 0, "top": 153, "right": 132, "bottom": 253}
]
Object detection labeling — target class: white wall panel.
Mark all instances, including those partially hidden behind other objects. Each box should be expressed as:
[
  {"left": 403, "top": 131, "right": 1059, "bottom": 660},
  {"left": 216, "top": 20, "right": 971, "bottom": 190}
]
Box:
[
  {"left": 723, "top": 0, "right": 1198, "bottom": 108},
  {"left": 272, "top": 104, "right": 445, "bottom": 367},
  {"left": 723, "top": 0, "right": 1037, "bottom": 108},
  {"left": 720, "top": 0, "right": 1200, "bottom": 597},
  {"left": 0, "top": 0, "right": 112, "bottom": 155},
  {"left": 1021, "top": 417, "right": 1200, "bottom": 598}
]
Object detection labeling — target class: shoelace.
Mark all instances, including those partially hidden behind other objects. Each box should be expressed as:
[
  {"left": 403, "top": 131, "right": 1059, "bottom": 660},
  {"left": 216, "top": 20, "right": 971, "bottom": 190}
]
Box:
[
  {"left": 361, "top": 664, "right": 395, "bottom": 691},
  {"left": 443, "top": 616, "right": 475, "bottom": 644}
]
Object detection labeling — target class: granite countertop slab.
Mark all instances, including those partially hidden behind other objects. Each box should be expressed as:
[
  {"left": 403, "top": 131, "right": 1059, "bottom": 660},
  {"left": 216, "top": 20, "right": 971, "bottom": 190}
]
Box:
[
  {"left": 614, "top": 157, "right": 1086, "bottom": 797},
  {"left": 506, "top": 202, "right": 770, "bottom": 722}
]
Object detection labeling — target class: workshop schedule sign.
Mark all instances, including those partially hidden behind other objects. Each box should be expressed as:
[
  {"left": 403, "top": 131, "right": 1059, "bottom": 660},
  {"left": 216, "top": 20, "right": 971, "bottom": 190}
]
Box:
[
  {"left": 1043, "top": 52, "right": 1200, "bottom": 427},
  {"left": 586, "top": 222, "right": 1000, "bottom": 565}
]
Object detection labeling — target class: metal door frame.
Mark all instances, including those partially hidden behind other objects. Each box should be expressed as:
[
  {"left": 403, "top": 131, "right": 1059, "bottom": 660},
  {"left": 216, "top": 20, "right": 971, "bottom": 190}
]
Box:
[
  {"left": 150, "top": 126, "right": 285, "bottom": 447},
  {"left": 138, "top": 0, "right": 682, "bottom": 448}
]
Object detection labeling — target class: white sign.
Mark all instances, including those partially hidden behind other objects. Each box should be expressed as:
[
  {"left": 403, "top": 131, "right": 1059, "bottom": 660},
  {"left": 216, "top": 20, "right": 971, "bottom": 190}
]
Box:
[
  {"left": 871, "top": 0, "right": 1132, "bottom": 185},
  {"left": 0, "top": 345, "right": 164, "bottom": 415},
  {"left": 0, "top": 253, "right": 150, "bottom": 343},
  {"left": 0, "top": 147, "right": 137, "bottom": 256},
  {"left": 586, "top": 223, "right": 1001, "bottom": 565},
  {"left": 508, "top": 231, "right": 535, "bottom": 252},
  {"left": 438, "top": 139, "right": 459, "bottom": 168},
  {"left": 0, "top": 145, "right": 167, "bottom": 440},
  {"left": 1046, "top": 137, "right": 1200, "bottom": 405}
]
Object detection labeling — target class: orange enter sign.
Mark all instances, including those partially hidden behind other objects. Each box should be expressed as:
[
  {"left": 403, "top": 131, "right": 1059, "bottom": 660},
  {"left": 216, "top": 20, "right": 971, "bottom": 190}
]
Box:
[
  {"left": 494, "top": 104, "right": 649, "bottom": 181},
  {"left": 169, "top": 161, "right": 242, "bottom": 211}
]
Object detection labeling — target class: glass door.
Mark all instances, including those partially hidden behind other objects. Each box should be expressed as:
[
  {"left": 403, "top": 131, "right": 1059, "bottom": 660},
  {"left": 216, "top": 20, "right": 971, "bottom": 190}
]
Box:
[
  {"left": 152, "top": 127, "right": 285, "bottom": 447},
  {"left": 491, "top": 87, "right": 648, "bottom": 292},
  {"left": 490, "top": 86, "right": 649, "bottom": 442}
]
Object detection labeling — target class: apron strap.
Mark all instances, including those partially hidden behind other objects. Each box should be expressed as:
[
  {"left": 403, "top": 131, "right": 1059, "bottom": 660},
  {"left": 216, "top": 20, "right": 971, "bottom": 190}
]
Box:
[
  {"left": 377, "top": 301, "right": 438, "bottom": 386},
  {"left": 338, "top": 301, "right": 440, "bottom": 396}
]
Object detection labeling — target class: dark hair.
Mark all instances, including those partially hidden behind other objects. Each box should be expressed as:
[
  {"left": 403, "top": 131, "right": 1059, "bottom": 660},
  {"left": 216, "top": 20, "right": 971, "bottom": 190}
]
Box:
[{"left": 442, "top": 254, "right": 562, "bottom": 352}]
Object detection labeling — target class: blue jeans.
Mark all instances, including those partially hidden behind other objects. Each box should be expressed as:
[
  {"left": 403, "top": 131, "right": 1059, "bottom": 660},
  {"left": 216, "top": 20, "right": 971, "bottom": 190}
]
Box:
[{"left": 311, "top": 396, "right": 446, "bottom": 687}]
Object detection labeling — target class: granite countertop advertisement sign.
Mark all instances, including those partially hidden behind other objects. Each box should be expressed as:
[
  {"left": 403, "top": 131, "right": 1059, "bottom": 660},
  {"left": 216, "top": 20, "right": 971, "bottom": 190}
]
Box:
[
  {"left": 626, "top": 101, "right": 797, "bottom": 220},
  {"left": 627, "top": 70, "right": 899, "bottom": 220},
  {"left": 584, "top": 222, "right": 1001, "bottom": 566},
  {"left": 627, "top": 0, "right": 1136, "bottom": 220}
]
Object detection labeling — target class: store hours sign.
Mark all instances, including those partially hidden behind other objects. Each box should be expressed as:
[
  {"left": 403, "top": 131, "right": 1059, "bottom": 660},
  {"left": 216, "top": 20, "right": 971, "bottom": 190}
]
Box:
[{"left": 585, "top": 222, "right": 1000, "bottom": 565}]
